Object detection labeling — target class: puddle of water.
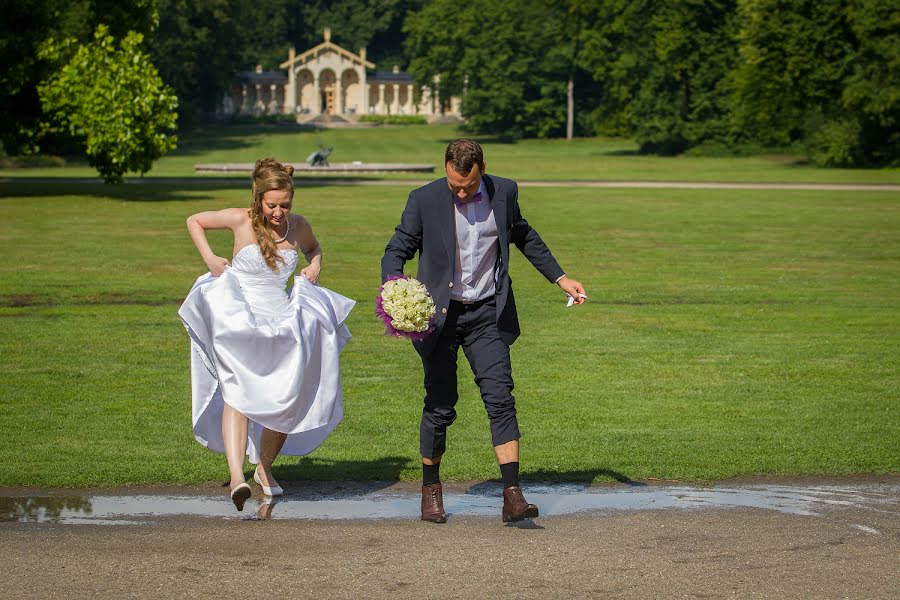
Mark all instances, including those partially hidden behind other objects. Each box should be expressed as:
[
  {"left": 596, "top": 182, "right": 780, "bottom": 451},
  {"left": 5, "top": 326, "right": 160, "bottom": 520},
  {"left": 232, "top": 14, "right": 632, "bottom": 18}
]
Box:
[{"left": 1, "top": 484, "right": 897, "bottom": 525}]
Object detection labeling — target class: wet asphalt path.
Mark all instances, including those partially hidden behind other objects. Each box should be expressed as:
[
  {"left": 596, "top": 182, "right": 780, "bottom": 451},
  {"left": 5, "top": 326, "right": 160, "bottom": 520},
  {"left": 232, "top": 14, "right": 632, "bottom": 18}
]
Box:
[{"left": 2, "top": 477, "right": 898, "bottom": 599}]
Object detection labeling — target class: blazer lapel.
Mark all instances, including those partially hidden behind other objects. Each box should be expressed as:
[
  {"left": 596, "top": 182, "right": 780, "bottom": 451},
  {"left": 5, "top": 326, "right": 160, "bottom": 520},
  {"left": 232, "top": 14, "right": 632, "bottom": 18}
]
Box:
[
  {"left": 438, "top": 179, "right": 455, "bottom": 263},
  {"left": 484, "top": 174, "right": 506, "bottom": 242}
]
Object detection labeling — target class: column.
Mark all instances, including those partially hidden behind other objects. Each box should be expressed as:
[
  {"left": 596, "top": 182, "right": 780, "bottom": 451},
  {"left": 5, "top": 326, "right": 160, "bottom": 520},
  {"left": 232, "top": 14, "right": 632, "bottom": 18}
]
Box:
[
  {"left": 359, "top": 68, "right": 368, "bottom": 116},
  {"left": 269, "top": 84, "right": 277, "bottom": 114},
  {"left": 254, "top": 84, "right": 262, "bottom": 115},
  {"left": 240, "top": 84, "right": 248, "bottom": 114},
  {"left": 419, "top": 86, "right": 431, "bottom": 115},
  {"left": 285, "top": 49, "right": 297, "bottom": 113},
  {"left": 434, "top": 74, "right": 441, "bottom": 114},
  {"left": 377, "top": 84, "right": 385, "bottom": 114},
  {"left": 391, "top": 83, "right": 400, "bottom": 114},
  {"left": 312, "top": 73, "right": 321, "bottom": 115},
  {"left": 406, "top": 84, "right": 415, "bottom": 114},
  {"left": 335, "top": 78, "right": 343, "bottom": 115}
]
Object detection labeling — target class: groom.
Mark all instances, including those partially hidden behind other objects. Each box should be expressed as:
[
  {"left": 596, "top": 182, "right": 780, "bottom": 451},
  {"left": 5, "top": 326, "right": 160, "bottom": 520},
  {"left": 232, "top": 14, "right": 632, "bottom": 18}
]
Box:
[{"left": 381, "top": 139, "right": 586, "bottom": 523}]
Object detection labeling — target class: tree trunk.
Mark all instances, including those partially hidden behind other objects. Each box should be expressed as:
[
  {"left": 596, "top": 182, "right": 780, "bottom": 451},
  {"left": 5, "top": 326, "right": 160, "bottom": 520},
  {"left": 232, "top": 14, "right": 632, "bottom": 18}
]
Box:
[{"left": 566, "top": 77, "right": 574, "bottom": 141}]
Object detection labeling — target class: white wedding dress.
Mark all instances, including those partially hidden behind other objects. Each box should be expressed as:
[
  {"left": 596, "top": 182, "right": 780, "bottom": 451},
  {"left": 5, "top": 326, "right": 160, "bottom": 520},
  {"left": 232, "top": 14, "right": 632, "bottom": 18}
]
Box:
[{"left": 178, "top": 243, "right": 355, "bottom": 463}]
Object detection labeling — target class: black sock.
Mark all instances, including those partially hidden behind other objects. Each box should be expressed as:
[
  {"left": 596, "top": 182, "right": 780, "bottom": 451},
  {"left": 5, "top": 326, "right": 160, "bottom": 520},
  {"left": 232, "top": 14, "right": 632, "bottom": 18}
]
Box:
[
  {"left": 423, "top": 462, "right": 441, "bottom": 486},
  {"left": 500, "top": 462, "right": 519, "bottom": 488}
]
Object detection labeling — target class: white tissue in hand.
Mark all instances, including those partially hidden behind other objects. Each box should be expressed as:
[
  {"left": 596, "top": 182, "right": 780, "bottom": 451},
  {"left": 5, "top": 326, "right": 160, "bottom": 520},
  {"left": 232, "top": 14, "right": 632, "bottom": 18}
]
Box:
[{"left": 565, "top": 293, "right": 586, "bottom": 308}]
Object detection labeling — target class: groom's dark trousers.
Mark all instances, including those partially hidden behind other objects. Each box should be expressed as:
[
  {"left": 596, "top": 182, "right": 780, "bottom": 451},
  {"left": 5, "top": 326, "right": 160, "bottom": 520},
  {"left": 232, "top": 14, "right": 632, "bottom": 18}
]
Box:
[
  {"left": 381, "top": 174, "right": 565, "bottom": 459},
  {"left": 421, "top": 295, "right": 515, "bottom": 457}
]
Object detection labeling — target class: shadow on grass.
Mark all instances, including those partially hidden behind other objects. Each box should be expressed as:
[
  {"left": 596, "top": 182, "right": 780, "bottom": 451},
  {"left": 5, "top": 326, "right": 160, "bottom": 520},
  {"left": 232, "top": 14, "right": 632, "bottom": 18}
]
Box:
[
  {"left": 169, "top": 122, "right": 377, "bottom": 158},
  {"left": 593, "top": 149, "right": 642, "bottom": 157},
  {"left": 0, "top": 179, "right": 344, "bottom": 201},
  {"left": 438, "top": 135, "right": 518, "bottom": 145},
  {"left": 164, "top": 124, "right": 275, "bottom": 158},
  {"left": 268, "top": 455, "right": 415, "bottom": 483},
  {"left": 0, "top": 180, "right": 242, "bottom": 201}
]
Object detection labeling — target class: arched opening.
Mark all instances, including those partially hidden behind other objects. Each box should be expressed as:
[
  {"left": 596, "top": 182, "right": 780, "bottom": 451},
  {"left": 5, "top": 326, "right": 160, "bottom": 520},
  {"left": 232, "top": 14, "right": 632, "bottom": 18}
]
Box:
[
  {"left": 297, "top": 69, "right": 314, "bottom": 114},
  {"left": 341, "top": 69, "right": 360, "bottom": 114},
  {"left": 383, "top": 85, "right": 395, "bottom": 114},
  {"left": 318, "top": 69, "right": 336, "bottom": 115}
]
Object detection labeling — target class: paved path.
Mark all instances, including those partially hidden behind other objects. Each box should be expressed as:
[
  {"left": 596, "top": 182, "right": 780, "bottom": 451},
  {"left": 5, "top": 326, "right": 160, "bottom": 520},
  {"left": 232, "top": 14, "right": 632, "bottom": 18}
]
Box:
[
  {"left": 3, "top": 176, "right": 900, "bottom": 191},
  {"left": 3, "top": 478, "right": 898, "bottom": 599},
  {"left": 195, "top": 162, "right": 435, "bottom": 174}
]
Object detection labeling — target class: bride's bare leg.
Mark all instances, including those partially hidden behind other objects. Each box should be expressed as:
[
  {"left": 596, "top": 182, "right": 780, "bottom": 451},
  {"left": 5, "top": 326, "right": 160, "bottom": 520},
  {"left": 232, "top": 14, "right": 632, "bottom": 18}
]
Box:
[
  {"left": 257, "top": 427, "right": 288, "bottom": 487},
  {"left": 222, "top": 403, "right": 249, "bottom": 489}
]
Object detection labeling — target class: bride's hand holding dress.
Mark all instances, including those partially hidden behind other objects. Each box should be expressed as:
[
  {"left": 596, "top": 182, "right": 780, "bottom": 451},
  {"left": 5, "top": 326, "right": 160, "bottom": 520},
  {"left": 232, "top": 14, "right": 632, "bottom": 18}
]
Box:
[{"left": 205, "top": 255, "right": 231, "bottom": 277}]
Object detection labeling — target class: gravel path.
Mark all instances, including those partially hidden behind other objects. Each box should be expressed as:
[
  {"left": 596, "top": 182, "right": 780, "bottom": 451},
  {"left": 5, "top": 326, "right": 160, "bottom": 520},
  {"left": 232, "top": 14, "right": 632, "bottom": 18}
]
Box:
[
  {"left": 3, "top": 176, "right": 900, "bottom": 191},
  {"left": 3, "top": 478, "right": 898, "bottom": 599}
]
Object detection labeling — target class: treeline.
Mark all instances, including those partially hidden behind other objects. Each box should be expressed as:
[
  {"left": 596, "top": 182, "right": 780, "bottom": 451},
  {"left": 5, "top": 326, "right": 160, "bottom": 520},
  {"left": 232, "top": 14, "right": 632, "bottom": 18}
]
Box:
[
  {"left": 0, "top": 0, "right": 419, "bottom": 160},
  {"left": 408, "top": 0, "right": 898, "bottom": 166},
  {"left": 1, "top": 0, "right": 896, "bottom": 170}
]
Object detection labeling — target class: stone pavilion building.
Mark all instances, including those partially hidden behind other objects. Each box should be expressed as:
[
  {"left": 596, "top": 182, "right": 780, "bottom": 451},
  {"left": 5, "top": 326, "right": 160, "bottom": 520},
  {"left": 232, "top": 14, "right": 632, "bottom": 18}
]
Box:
[{"left": 228, "top": 28, "right": 460, "bottom": 122}]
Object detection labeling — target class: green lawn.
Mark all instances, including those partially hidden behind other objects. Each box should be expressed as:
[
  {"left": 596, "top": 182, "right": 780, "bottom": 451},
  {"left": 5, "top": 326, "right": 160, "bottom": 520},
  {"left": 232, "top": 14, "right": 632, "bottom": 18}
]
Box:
[
  {"left": 2, "top": 123, "right": 900, "bottom": 183},
  {"left": 0, "top": 181, "right": 898, "bottom": 486}
]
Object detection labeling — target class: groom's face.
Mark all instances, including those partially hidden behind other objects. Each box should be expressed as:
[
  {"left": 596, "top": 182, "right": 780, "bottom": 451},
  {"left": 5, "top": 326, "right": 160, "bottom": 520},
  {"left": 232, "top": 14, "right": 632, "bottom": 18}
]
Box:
[{"left": 446, "top": 163, "right": 484, "bottom": 202}]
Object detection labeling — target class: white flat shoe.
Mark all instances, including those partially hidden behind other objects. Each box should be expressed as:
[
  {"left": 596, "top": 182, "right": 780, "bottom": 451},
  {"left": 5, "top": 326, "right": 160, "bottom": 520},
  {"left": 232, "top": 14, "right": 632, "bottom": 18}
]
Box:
[
  {"left": 254, "top": 468, "right": 284, "bottom": 496},
  {"left": 230, "top": 482, "right": 252, "bottom": 511}
]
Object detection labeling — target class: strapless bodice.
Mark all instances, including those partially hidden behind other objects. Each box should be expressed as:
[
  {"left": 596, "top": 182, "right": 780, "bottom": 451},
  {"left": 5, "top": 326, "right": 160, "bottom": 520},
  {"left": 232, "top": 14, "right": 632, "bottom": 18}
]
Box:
[
  {"left": 229, "top": 244, "right": 299, "bottom": 319},
  {"left": 231, "top": 243, "right": 298, "bottom": 281}
]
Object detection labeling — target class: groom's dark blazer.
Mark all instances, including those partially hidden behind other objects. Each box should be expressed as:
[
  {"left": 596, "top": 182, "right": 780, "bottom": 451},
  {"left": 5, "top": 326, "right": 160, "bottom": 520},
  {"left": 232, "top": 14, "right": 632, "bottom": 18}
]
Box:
[{"left": 381, "top": 173, "right": 565, "bottom": 357}]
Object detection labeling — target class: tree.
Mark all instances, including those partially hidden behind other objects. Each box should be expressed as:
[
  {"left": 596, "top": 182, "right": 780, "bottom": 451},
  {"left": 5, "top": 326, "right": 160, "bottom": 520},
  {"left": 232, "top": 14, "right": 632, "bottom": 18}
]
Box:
[
  {"left": 405, "top": 0, "right": 583, "bottom": 138},
  {"left": 39, "top": 25, "right": 178, "bottom": 183},
  {"left": 578, "top": 0, "right": 739, "bottom": 154},
  {"left": 0, "top": 0, "right": 59, "bottom": 155},
  {"left": 0, "top": 0, "right": 159, "bottom": 156},
  {"left": 842, "top": 0, "right": 900, "bottom": 165},
  {"left": 299, "top": 0, "right": 404, "bottom": 59},
  {"left": 150, "top": 0, "right": 242, "bottom": 120},
  {"left": 404, "top": 0, "right": 470, "bottom": 112},
  {"left": 733, "top": 0, "right": 898, "bottom": 166}
]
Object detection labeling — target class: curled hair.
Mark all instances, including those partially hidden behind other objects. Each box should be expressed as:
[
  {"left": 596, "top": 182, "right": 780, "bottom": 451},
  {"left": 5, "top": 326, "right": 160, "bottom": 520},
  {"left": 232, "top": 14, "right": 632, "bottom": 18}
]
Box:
[
  {"left": 248, "top": 157, "right": 295, "bottom": 271},
  {"left": 445, "top": 139, "right": 484, "bottom": 175}
]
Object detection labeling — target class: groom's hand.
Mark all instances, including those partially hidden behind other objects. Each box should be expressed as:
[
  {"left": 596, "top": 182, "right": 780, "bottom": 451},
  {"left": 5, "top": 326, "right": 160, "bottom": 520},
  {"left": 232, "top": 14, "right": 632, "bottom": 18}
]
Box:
[{"left": 557, "top": 275, "right": 587, "bottom": 305}]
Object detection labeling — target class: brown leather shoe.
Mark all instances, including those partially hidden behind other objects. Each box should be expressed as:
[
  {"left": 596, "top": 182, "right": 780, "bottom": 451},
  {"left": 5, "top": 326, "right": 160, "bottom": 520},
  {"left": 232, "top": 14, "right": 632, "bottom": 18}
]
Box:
[
  {"left": 502, "top": 485, "right": 539, "bottom": 522},
  {"left": 421, "top": 482, "right": 447, "bottom": 523}
]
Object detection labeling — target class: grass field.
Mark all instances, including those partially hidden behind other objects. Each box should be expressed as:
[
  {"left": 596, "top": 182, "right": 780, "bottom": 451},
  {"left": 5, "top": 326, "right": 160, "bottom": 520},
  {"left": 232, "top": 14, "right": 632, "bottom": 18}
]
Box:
[
  {"left": 2, "top": 123, "right": 900, "bottom": 184},
  {"left": 0, "top": 176, "right": 897, "bottom": 487}
]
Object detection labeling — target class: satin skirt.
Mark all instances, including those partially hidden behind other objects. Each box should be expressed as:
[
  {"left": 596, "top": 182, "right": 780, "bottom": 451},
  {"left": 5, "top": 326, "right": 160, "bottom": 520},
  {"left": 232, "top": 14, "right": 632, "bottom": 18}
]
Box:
[{"left": 178, "top": 270, "right": 355, "bottom": 463}]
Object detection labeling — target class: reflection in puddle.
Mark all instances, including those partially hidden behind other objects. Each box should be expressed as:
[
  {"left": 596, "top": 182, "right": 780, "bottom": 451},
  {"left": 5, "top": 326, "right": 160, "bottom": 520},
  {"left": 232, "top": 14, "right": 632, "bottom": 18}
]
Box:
[
  {"left": 1, "top": 483, "right": 896, "bottom": 525},
  {"left": 0, "top": 496, "right": 94, "bottom": 523}
]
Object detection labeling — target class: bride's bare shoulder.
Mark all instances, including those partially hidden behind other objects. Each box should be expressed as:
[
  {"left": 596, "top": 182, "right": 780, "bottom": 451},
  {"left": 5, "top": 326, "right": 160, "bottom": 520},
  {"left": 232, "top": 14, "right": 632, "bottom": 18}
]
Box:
[
  {"left": 217, "top": 207, "right": 252, "bottom": 230},
  {"left": 226, "top": 207, "right": 252, "bottom": 220}
]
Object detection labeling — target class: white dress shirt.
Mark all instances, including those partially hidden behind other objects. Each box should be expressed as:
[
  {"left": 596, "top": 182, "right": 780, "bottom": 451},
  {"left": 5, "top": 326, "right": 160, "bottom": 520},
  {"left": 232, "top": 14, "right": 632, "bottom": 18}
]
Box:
[{"left": 450, "top": 180, "right": 499, "bottom": 302}]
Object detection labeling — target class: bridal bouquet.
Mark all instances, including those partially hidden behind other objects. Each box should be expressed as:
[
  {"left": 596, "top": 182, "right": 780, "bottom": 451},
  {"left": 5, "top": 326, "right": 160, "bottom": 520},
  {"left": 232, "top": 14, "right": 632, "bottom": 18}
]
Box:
[{"left": 375, "top": 276, "right": 436, "bottom": 341}]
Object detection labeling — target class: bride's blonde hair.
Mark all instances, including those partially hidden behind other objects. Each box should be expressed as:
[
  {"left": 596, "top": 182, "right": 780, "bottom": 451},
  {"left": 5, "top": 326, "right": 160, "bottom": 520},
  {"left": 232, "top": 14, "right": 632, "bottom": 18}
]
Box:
[{"left": 249, "top": 158, "right": 295, "bottom": 271}]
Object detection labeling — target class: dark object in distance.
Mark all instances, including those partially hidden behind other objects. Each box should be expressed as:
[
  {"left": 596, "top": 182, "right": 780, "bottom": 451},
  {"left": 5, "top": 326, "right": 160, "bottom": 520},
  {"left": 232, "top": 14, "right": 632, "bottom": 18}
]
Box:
[{"left": 306, "top": 145, "right": 333, "bottom": 167}]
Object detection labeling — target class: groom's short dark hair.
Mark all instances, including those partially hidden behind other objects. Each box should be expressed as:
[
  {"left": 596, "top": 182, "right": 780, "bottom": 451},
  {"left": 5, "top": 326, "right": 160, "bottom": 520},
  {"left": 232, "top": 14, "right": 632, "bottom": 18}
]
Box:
[{"left": 445, "top": 139, "right": 484, "bottom": 175}]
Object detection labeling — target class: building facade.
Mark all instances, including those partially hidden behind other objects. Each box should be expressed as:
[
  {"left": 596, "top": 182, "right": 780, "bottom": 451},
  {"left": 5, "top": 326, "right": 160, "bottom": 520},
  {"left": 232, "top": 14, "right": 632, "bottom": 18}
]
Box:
[{"left": 229, "top": 28, "right": 460, "bottom": 122}]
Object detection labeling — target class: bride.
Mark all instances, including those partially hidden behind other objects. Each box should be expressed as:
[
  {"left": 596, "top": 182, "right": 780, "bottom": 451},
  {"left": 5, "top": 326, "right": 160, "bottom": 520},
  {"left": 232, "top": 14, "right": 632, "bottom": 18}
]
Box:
[{"left": 179, "top": 158, "right": 355, "bottom": 511}]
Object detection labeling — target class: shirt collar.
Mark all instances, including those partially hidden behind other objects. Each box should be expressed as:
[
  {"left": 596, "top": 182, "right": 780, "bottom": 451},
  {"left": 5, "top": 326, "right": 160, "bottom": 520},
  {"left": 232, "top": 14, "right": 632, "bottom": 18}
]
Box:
[{"left": 454, "top": 179, "right": 486, "bottom": 206}]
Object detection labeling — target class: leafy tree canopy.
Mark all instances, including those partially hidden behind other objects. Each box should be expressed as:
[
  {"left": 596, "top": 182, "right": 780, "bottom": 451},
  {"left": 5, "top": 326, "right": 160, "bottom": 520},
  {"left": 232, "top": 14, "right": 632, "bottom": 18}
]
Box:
[
  {"left": 39, "top": 25, "right": 178, "bottom": 182},
  {"left": 0, "top": 0, "right": 158, "bottom": 155},
  {"left": 733, "top": 0, "right": 899, "bottom": 165}
]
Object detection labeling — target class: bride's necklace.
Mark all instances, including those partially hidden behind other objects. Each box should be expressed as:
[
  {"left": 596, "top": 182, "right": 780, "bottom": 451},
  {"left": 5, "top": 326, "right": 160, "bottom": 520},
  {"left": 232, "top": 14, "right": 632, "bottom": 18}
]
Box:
[{"left": 272, "top": 217, "right": 290, "bottom": 243}]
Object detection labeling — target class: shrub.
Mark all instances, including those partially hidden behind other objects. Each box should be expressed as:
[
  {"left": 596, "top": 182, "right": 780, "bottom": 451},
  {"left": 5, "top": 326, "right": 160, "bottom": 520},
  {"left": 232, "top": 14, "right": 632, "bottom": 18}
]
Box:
[{"left": 357, "top": 115, "right": 427, "bottom": 125}]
